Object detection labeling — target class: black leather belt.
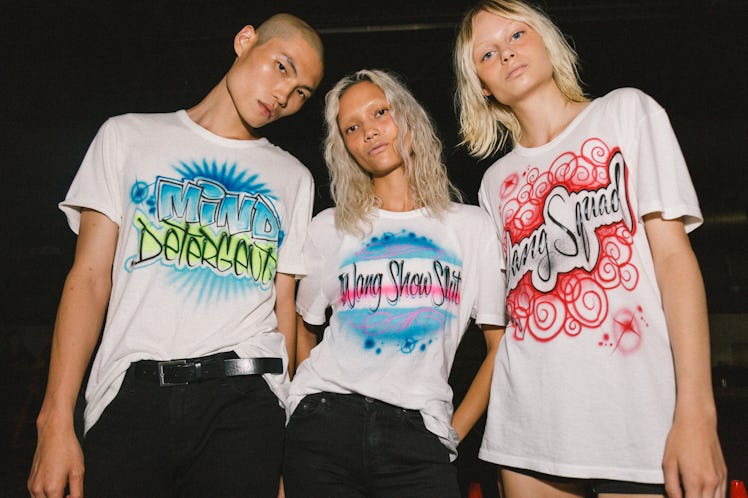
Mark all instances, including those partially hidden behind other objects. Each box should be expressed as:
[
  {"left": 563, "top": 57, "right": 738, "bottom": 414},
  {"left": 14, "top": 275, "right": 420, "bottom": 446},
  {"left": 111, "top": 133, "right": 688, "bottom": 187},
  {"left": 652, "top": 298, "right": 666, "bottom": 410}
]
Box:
[{"left": 131, "top": 352, "right": 283, "bottom": 387}]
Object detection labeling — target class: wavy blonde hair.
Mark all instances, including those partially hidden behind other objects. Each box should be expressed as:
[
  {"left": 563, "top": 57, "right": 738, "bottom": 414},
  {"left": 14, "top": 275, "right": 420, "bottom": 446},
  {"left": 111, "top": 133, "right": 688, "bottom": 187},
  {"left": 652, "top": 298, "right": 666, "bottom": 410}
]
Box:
[
  {"left": 455, "top": 0, "right": 587, "bottom": 158},
  {"left": 324, "top": 69, "right": 461, "bottom": 235}
]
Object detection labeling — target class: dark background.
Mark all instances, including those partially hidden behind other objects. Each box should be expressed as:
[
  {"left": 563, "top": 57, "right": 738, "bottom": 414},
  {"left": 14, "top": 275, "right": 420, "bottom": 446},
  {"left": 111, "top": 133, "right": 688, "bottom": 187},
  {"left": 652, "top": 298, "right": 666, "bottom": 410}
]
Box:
[{"left": 2, "top": 0, "right": 746, "bottom": 495}]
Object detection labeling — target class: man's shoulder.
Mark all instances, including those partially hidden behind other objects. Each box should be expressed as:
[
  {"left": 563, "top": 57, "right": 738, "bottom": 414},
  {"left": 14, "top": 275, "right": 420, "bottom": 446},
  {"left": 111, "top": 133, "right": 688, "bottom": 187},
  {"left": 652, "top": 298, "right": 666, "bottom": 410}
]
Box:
[
  {"left": 256, "top": 140, "right": 314, "bottom": 181},
  {"left": 106, "top": 110, "right": 179, "bottom": 126},
  {"left": 99, "top": 111, "right": 180, "bottom": 137}
]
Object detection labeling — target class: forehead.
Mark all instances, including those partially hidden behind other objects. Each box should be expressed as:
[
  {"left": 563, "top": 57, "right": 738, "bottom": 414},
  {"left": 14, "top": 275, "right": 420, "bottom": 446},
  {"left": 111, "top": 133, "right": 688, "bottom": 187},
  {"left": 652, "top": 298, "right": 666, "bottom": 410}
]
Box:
[
  {"left": 338, "top": 81, "right": 388, "bottom": 112},
  {"left": 472, "top": 11, "right": 524, "bottom": 42}
]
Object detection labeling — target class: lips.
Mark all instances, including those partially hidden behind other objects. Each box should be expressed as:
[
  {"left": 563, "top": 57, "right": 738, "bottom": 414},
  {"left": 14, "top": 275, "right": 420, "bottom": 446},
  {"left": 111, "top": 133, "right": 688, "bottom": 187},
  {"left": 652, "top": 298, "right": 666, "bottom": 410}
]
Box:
[
  {"left": 506, "top": 64, "right": 527, "bottom": 80},
  {"left": 258, "top": 101, "right": 275, "bottom": 119},
  {"left": 368, "top": 142, "right": 389, "bottom": 155}
]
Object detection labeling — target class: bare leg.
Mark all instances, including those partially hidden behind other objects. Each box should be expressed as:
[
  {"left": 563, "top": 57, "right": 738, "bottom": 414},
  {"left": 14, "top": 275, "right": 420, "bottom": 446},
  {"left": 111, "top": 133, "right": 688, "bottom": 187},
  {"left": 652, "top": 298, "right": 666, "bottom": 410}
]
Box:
[
  {"left": 598, "top": 494, "right": 663, "bottom": 498},
  {"left": 501, "top": 468, "right": 585, "bottom": 498}
]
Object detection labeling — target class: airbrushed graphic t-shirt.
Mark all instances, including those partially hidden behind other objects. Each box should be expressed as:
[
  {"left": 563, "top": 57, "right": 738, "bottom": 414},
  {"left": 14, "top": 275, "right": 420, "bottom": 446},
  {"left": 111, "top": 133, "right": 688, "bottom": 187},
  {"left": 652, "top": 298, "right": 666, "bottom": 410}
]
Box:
[
  {"left": 478, "top": 88, "right": 703, "bottom": 483},
  {"left": 60, "top": 111, "right": 314, "bottom": 432},
  {"left": 289, "top": 205, "right": 506, "bottom": 459}
]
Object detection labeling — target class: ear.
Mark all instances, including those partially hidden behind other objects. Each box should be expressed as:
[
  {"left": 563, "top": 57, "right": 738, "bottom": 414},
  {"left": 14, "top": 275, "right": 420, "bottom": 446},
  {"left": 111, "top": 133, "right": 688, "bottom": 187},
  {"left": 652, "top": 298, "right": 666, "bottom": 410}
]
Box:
[
  {"left": 481, "top": 85, "right": 491, "bottom": 97},
  {"left": 234, "top": 25, "right": 257, "bottom": 57}
]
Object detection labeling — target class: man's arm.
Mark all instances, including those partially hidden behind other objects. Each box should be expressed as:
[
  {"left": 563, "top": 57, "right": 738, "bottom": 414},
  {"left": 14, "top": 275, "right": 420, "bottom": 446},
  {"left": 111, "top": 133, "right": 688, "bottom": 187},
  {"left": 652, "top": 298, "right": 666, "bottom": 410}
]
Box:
[
  {"left": 274, "top": 272, "right": 297, "bottom": 378},
  {"left": 451, "top": 325, "right": 504, "bottom": 441},
  {"left": 28, "top": 209, "right": 118, "bottom": 498},
  {"left": 644, "top": 213, "right": 727, "bottom": 498}
]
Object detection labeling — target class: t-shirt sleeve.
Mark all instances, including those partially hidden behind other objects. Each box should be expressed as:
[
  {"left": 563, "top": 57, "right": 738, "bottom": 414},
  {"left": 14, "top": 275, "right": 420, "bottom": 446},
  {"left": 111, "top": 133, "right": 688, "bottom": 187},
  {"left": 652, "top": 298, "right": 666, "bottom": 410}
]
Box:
[
  {"left": 59, "top": 118, "right": 124, "bottom": 233},
  {"left": 276, "top": 170, "right": 315, "bottom": 276},
  {"left": 632, "top": 92, "right": 703, "bottom": 232},
  {"left": 295, "top": 215, "right": 331, "bottom": 325},
  {"left": 477, "top": 174, "right": 493, "bottom": 224},
  {"left": 478, "top": 170, "right": 506, "bottom": 271},
  {"left": 473, "top": 211, "right": 507, "bottom": 327}
]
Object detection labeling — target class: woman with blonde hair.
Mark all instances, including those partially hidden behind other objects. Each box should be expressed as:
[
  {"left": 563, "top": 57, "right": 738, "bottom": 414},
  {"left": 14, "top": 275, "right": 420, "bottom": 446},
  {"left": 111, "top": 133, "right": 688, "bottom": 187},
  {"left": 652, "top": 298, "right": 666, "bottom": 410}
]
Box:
[
  {"left": 454, "top": 1, "right": 726, "bottom": 497},
  {"left": 282, "top": 69, "right": 506, "bottom": 497}
]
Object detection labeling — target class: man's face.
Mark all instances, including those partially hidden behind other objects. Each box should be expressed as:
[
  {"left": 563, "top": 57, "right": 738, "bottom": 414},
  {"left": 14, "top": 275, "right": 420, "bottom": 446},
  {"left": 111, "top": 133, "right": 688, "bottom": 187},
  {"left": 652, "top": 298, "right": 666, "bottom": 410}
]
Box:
[{"left": 227, "top": 33, "right": 323, "bottom": 130}]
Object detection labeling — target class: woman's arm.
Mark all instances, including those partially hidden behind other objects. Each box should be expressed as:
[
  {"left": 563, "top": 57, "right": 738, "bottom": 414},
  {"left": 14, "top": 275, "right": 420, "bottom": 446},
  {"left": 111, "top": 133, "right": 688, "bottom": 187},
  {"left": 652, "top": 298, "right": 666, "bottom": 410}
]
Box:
[
  {"left": 644, "top": 213, "right": 727, "bottom": 498},
  {"left": 451, "top": 325, "right": 504, "bottom": 441}
]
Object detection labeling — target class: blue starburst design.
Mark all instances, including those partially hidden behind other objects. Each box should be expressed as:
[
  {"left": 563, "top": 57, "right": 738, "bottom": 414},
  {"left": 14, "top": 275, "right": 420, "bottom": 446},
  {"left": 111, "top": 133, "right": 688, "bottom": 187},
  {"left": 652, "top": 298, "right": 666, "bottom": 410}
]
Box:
[
  {"left": 153, "top": 159, "right": 280, "bottom": 303},
  {"left": 168, "top": 265, "right": 269, "bottom": 306},
  {"left": 174, "top": 159, "right": 276, "bottom": 200}
]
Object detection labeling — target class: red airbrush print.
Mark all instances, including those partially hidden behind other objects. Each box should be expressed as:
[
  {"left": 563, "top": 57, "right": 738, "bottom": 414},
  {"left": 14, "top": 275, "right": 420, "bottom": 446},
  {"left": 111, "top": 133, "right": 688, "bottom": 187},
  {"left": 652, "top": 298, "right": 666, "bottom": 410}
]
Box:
[{"left": 500, "top": 138, "right": 644, "bottom": 348}]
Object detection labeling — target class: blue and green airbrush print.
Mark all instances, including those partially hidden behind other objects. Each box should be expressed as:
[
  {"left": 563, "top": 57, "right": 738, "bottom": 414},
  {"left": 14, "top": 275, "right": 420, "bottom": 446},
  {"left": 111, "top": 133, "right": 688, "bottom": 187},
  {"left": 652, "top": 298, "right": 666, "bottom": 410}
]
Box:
[{"left": 125, "top": 159, "right": 283, "bottom": 303}]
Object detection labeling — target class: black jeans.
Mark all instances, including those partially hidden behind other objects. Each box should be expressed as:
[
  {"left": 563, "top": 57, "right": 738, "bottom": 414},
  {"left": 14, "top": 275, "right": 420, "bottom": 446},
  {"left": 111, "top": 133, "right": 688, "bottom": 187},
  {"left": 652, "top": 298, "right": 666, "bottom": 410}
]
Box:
[
  {"left": 83, "top": 354, "right": 285, "bottom": 498},
  {"left": 283, "top": 392, "right": 460, "bottom": 498}
]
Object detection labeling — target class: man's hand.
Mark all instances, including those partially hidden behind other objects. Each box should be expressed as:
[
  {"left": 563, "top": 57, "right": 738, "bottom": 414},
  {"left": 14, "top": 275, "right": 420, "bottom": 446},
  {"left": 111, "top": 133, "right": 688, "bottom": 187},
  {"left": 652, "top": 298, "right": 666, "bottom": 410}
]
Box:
[{"left": 28, "top": 419, "right": 84, "bottom": 498}]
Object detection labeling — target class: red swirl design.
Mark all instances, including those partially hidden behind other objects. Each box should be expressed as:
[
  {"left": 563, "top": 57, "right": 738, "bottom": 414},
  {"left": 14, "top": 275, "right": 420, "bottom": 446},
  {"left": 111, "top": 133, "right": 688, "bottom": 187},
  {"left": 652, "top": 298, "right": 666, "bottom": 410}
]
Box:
[
  {"left": 558, "top": 274, "right": 608, "bottom": 328},
  {"left": 527, "top": 293, "right": 566, "bottom": 341},
  {"left": 500, "top": 138, "right": 639, "bottom": 344}
]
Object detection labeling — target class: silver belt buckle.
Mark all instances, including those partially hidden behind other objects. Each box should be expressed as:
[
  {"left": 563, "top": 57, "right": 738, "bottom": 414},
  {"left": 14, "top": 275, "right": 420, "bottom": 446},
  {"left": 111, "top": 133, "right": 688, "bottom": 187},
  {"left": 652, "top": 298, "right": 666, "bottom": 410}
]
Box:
[{"left": 158, "top": 359, "right": 188, "bottom": 386}]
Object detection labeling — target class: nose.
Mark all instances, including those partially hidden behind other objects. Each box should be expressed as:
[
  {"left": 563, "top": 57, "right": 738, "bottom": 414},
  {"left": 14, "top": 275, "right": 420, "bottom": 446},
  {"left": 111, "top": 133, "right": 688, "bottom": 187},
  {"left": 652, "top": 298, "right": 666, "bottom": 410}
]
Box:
[
  {"left": 364, "top": 125, "right": 379, "bottom": 141},
  {"left": 274, "top": 92, "right": 288, "bottom": 109},
  {"left": 501, "top": 47, "right": 515, "bottom": 64},
  {"left": 273, "top": 82, "right": 294, "bottom": 109}
]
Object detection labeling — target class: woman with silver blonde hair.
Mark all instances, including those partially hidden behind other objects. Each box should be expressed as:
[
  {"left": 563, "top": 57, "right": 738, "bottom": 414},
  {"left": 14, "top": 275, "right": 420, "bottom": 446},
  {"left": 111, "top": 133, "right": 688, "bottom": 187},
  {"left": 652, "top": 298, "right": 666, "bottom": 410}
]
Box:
[
  {"left": 283, "top": 69, "right": 506, "bottom": 497},
  {"left": 454, "top": 1, "right": 726, "bottom": 497},
  {"left": 323, "top": 69, "right": 460, "bottom": 235}
]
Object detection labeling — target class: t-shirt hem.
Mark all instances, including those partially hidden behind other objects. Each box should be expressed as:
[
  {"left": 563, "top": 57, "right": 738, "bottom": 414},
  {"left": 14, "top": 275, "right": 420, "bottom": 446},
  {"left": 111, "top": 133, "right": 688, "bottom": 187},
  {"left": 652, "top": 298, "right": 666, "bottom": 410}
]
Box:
[
  {"left": 474, "top": 312, "right": 506, "bottom": 327},
  {"left": 638, "top": 201, "right": 703, "bottom": 233},
  {"left": 295, "top": 305, "right": 326, "bottom": 325},
  {"left": 276, "top": 261, "right": 306, "bottom": 277},
  {"left": 59, "top": 198, "right": 121, "bottom": 233},
  {"left": 477, "top": 449, "right": 664, "bottom": 484}
]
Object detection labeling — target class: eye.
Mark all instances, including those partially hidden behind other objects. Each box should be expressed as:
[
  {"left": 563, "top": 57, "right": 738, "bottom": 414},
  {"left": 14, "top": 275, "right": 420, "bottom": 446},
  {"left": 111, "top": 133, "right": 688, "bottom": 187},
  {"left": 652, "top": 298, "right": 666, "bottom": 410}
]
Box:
[
  {"left": 277, "top": 61, "right": 287, "bottom": 74},
  {"left": 511, "top": 30, "right": 524, "bottom": 41},
  {"left": 296, "top": 89, "right": 309, "bottom": 100},
  {"left": 344, "top": 124, "right": 358, "bottom": 135},
  {"left": 480, "top": 50, "right": 495, "bottom": 62},
  {"left": 375, "top": 108, "right": 389, "bottom": 117}
]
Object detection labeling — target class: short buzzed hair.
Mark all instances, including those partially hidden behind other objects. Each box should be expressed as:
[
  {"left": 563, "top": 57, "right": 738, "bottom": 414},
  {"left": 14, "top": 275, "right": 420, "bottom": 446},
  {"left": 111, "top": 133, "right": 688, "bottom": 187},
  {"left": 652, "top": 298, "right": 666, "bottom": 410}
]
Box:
[{"left": 256, "top": 13, "right": 324, "bottom": 63}]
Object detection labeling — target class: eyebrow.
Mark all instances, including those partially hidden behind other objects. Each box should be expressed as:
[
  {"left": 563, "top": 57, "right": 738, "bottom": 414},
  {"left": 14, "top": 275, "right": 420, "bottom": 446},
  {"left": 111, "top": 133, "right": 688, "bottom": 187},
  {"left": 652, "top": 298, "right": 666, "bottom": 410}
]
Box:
[{"left": 281, "top": 53, "right": 315, "bottom": 94}]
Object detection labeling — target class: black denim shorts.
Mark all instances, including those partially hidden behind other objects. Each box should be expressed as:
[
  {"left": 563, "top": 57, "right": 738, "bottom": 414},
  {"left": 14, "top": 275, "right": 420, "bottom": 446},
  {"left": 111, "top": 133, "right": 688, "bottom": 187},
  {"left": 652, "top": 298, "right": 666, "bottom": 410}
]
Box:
[{"left": 503, "top": 465, "right": 666, "bottom": 495}]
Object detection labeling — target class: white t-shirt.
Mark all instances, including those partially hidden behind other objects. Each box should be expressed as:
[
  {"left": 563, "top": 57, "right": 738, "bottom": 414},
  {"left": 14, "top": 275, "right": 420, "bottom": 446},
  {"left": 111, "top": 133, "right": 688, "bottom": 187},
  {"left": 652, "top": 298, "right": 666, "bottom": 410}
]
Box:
[
  {"left": 289, "top": 205, "right": 506, "bottom": 459},
  {"left": 60, "top": 110, "right": 314, "bottom": 432},
  {"left": 478, "top": 88, "right": 703, "bottom": 483}
]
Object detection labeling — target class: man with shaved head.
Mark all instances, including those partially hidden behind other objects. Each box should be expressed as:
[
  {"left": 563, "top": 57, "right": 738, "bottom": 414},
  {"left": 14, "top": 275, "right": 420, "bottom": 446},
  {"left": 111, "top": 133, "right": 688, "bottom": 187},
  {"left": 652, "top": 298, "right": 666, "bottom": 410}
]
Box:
[{"left": 28, "top": 13, "right": 323, "bottom": 498}]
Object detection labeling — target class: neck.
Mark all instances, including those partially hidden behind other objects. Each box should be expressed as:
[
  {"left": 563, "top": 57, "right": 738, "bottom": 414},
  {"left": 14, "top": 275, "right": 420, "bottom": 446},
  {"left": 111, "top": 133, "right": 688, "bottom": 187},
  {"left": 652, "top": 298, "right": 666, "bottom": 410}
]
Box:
[
  {"left": 512, "top": 84, "right": 588, "bottom": 148},
  {"left": 186, "top": 77, "right": 260, "bottom": 140},
  {"left": 373, "top": 173, "right": 415, "bottom": 212}
]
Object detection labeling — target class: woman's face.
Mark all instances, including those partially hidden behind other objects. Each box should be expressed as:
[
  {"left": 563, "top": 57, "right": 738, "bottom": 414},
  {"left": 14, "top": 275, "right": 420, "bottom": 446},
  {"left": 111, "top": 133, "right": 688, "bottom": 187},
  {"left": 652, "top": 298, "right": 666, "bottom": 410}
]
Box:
[
  {"left": 337, "top": 81, "right": 405, "bottom": 179},
  {"left": 470, "top": 10, "right": 554, "bottom": 106}
]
